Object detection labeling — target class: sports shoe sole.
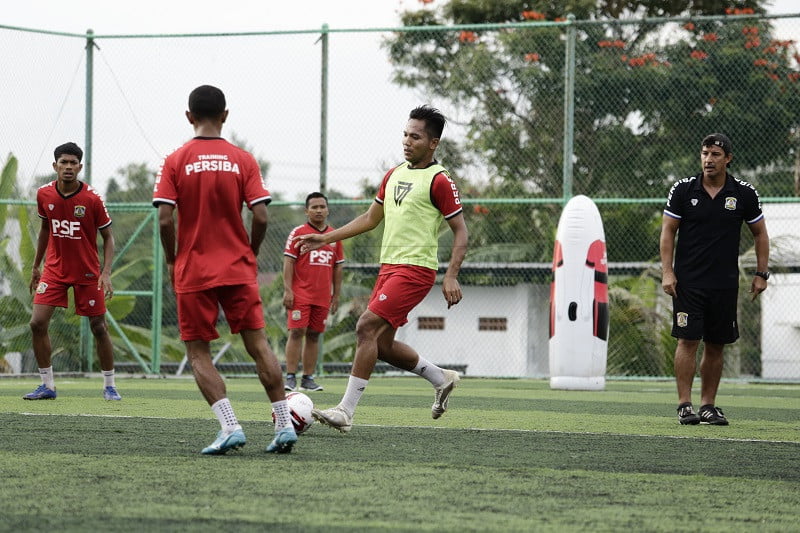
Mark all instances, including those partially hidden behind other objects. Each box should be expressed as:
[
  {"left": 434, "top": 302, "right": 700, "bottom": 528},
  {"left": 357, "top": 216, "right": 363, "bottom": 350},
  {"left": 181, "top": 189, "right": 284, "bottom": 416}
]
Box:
[
  {"left": 266, "top": 428, "right": 298, "bottom": 453},
  {"left": 432, "top": 369, "right": 460, "bottom": 419},
  {"left": 201, "top": 431, "right": 247, "bottom": 455},
  {"left": 312, "top": 408, "right": 352, "bottom": 434}
]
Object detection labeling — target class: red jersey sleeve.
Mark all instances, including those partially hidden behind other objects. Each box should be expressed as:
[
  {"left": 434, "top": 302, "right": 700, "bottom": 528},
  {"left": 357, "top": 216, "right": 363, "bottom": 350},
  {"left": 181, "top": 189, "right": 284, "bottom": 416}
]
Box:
[
  {"left": 152, "top": 154, "right": 178, "bottom": 206},
  {"left": 334, "top": 239, "right": 345, "bottom": 264},
  {"left": 431, "top": 171, "right": 464, "bottom": 219},
  {"left": 91, "top": 185, "right": 112, "bottom": 229},
  {"left": 242, "top": 153, "right": 271, "bottom": 208},
  {"left": 284, "top": 225, "right": 302, "bottom": 259},
  {"left": 375, "top": 168, "right": 395, "bottom": 205}
]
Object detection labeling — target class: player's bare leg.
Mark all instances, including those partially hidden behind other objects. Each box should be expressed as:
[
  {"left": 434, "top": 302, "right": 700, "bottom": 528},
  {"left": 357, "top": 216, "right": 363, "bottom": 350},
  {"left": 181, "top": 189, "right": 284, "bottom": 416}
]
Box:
[
  {"left": 699, "top": 342, "right": 725, "bottom": 407},
  {"left": 24, "top": 304, "right": 58, "bottom": 399},
  {"left": 241, "top": 328, "right": 286, "bottom": 402},
  {"left": 29, "top": 304, "right": 56, "bottom": 370},
  {"left": 300, "top": 330, "right": 323, "bottom": 391},
  {"left": 90, "top": 314, "right": 121, "bottom": 400},
  {"left": 240, "top": 329, "right": 297, "bottom": 453},
  {"left": 186, "top": 340, "right": 227, "bottom": 405},
  {"left": 284, "top": 327, "right": 305, "bottom": 390},
  {"left": 674, "top": 339, "right": 700, "bottom": 405},
  {"left": 312, "top": 310, "right": 388, "bottom": 432}
]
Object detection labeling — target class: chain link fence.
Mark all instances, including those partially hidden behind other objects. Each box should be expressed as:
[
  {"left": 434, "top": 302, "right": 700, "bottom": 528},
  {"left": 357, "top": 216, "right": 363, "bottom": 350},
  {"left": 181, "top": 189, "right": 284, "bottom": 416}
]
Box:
[{"left": 2, "top": 11, "right": 800, "bottom": 379}]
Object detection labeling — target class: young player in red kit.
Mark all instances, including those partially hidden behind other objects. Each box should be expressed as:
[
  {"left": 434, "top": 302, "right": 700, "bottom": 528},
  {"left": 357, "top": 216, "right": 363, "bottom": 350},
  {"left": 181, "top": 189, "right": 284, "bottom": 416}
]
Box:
[
  {"left": 153, "top": 85, "right": 296, "bottom": 454},
  {"left": 24, "top": 142, "right": 121, "bottom": 401},
  {"left": 282, "top": 192, "right": 344, "bottom": 392}
]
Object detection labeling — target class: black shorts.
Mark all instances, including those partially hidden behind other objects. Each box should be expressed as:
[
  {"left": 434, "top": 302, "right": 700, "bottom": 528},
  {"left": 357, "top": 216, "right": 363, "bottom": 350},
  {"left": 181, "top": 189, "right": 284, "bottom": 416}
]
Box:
[{"left": 671, "top": 286, "right": 739, "bottom": 344}]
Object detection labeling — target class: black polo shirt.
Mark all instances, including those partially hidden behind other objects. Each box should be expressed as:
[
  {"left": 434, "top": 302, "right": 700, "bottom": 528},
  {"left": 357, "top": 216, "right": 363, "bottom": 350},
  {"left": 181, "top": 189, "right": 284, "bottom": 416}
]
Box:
[{"left": 664, "top": 172, "right": 763, "bottom": 289}]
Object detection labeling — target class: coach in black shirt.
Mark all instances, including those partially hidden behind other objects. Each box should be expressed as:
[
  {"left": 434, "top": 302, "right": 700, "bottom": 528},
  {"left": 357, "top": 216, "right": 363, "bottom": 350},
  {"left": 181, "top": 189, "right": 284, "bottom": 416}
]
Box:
[{"left": 660, "top": 133, "right": 769, "bottom": 426}]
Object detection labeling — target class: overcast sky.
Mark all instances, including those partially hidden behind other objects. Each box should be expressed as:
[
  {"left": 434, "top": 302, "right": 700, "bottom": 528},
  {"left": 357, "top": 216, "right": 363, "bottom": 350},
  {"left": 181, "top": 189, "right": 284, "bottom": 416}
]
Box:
[{"left": 2, "top": 0, "right": 799, "bottom": 201}]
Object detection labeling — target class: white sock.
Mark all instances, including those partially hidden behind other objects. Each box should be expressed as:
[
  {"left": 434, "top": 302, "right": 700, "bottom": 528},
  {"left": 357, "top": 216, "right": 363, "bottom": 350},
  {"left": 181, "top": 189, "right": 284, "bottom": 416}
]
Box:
[
  {"left": 102, "top": 370, "right": 116, "bottom": 388},
  {"left": 39, "top": 367, "right": 55, "bottom": 390},
  {"left": 339, "top": 376, "right": 369, "bottom": 416},
  {"left": 410, "top": 356, "right": 445, "bottom": 387},
  {"left": 272, "top": 400, "right": 292, "bottom": 432},
  {"left": 211, "top": 398, "right": 241, "bottom": 433}
]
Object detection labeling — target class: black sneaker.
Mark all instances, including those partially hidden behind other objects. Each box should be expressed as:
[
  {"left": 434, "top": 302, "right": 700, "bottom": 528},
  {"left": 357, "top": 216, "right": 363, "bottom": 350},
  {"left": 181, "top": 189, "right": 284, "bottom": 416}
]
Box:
[
  {"left": 284, "top": 374, "right": 296, "bottom": 392},
  {"left": 300, "top": 375, "right": 324, "bottom": 392},
  {"left": 677, "top": 402, "right": 700, "bottom": 425},
  {"left": 699, "top": 404, "right": 729, "bottom": 426}
]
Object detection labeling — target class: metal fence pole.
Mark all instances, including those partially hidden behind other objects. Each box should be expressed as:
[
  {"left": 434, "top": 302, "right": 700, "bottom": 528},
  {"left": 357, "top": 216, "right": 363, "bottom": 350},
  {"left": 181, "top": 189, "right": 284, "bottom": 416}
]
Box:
[
  {"left": 561, "top": 14, "right": 576, "bottom": 204},
  {"left": 319, "top": 23, "right": 329, "bottom": 195},
  {"left": 81, "top": 29, "right": 96, "bottom": 371},
  {"left": 151, "top": 211, "right": 163, "bottom": 373}
]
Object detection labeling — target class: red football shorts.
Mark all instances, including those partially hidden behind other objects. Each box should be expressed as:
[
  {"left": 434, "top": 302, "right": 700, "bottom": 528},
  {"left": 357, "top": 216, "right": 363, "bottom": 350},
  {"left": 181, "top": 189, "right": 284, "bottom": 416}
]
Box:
[
  {"left": 33, "top": 276, "right": 107, "bottom": 317},
  {"left": 177, "top": 283, "right": 265, "bottom": 342},
  {"left": 368, "top": 264, "right": 436, "bottom": 329},
  {"left": 287, "top": 303, "right": 329, "bottom": 333}
]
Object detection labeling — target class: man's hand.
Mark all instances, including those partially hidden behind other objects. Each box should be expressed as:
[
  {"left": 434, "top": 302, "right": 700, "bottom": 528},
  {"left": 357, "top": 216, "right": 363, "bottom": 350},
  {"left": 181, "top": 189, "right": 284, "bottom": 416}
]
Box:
[
  {"left": 662, "top": 271, "right": 677, "bottom": 297},
  {"left": 749, "top": 275, "right": 767, "bottom": 301},
  {"left": 293, "top": 233, "right": 327, "bottom": 254},
  {"left": 442, "top": 276, "right": 463, "bottom": 309},
  {"left": 29, "top": 266, "right": 42, "bottom": 294},
  {"left": 98, "top": 271, "right": 113, "bottom": 300},
  {"left": 283, "top": 289, "right": 294, "bottom": 310}
]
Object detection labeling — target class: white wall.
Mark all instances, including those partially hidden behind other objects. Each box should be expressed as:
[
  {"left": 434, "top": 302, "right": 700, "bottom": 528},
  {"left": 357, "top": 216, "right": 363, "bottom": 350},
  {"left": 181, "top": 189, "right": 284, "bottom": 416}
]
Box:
[
  {"left": 759, "top": 203, "right": 800, "bottom": 379},
  {"left": 395, "top": 284, "right": 550, "bottom": 377}
]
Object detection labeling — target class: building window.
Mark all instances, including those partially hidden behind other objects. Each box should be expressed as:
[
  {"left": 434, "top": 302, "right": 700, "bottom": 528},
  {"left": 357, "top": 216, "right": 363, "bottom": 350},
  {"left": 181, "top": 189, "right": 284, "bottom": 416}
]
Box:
[
  {"left": 418, "top": 316, "right": 445, "bottom": 330},
  {"left": 479, "top": 317, "right": 507, "bottom": 331}
]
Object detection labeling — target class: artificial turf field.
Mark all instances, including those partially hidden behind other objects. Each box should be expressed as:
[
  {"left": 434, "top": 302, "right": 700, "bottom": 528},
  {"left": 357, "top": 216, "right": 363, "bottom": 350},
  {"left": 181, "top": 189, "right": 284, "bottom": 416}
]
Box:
[{"left": 1, "top": 376, "right": 798, "bottom": 532}]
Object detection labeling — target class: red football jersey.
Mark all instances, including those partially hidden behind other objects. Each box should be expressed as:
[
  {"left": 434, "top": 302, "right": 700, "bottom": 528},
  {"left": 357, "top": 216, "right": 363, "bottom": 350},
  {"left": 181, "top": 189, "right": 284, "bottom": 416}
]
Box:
[
  {"left": 153, "top": 137, "right": 271, "bottom": 293},
  {"left": 283, "top": 223, "right": 344, "bottom": 306},
  {"left": 37, "top": 181, "right": 112, "bottom": 285}
]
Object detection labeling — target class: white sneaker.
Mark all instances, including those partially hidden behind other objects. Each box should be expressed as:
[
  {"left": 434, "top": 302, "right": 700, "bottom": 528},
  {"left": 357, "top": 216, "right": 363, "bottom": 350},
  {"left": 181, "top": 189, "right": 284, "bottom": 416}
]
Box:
[
  {"left": 432, "top": 369, "right": 460, "bottom": 419},
  {"left": 312, "top": 406, "right": 353, "bottom": 433}
]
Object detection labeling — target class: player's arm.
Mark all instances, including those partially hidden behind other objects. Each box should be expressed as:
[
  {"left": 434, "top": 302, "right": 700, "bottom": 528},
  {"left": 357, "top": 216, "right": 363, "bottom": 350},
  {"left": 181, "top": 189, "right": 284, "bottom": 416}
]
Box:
[
  {"left": 331, "top": 262, "right": 344, "bottom": 314},
  {"left": 297, "top": 202, "right": 384, "bottom": 253},
  {"left": 30, "top": 218, "right": 49, "bottom": 294},
  {"left": 442, "top": 213, "right": 468, "bottom": 309},
  {"left": 282, "top": 255, "right": 295, "bottom": 310},
  {"left": 250, "top": 202, "right": 268, "bottom": 256},
  {"left": 157, "top": 203, "right": 177, "bottom": 286},
  {"left": 747, "top": 218, "right": 770, "bottom": 300},
  {"left": 660, "top": 215, "right": 680, "bottom": 297},
  {"left": 98, "top": 226, "right": 114, "bottom": 299}
]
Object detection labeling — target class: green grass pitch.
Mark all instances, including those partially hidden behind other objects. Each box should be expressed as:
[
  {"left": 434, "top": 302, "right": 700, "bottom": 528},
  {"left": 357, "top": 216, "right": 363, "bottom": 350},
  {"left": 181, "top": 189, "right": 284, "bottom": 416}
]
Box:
[{"left": 1, "top": 376, "right": 799, "bottom": 532}]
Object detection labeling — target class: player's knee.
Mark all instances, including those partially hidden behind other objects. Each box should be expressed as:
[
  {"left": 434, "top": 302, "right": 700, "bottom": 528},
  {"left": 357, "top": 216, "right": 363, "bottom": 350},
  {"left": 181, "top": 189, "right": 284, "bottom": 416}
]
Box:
[
  {"left": 89, "top": 317, "right": 109, "bottom": 337},
  {"left": 29, "top": 317, "right": 49, "bottom": 336}
]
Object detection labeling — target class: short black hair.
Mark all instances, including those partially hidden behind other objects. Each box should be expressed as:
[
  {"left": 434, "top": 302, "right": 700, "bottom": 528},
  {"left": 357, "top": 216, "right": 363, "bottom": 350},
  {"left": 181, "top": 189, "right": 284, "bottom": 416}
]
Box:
[
  {"left": 409, "top": 105, "right": 446, "bottom": 140},
  {"left": 702, "top": 133, "right": 732, "bottom": 155},
  {"left": 188, "top": 85, "right": 226, "bottom": 120},
  {"left": 54, "top": 142, "right": 83, "bottom": 162},
  {"left": 305, "top": 191, "right": 328, "bottom": 208}
]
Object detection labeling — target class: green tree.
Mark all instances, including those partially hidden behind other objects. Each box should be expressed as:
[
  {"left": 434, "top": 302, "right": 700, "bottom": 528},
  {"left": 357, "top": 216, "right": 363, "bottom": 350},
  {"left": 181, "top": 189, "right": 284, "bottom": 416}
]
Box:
[{"left": 384, "top": 0, "right": 797, "bottom": 264}]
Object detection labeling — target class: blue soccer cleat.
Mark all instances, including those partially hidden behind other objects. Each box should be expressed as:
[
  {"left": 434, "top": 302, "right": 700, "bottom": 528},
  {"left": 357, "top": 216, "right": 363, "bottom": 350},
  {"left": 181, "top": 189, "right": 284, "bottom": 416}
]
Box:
[
  {"left": 103, "top": 386, "right": 122, "bottom": 401},
  {"left": 23, "top": 384, "right": 57, "bottom": 400},
  {"left": 265, "top": 427, "right": 298, "bottom": 454},
  {"left": 201, "top": 429, "right": 246, "bottom": 455}
]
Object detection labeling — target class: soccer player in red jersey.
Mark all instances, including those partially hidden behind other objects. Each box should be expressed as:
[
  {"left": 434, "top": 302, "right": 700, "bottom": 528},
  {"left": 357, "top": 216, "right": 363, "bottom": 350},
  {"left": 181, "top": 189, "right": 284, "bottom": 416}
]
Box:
[
  {"left": 153, "top": 85, "right": 296, "bottom": 454},
  {"left": 282, "top": 192, "right": 344, "bottom": 392},
  {"left": 24, "top": 142, "right": 120, "bottom": 401},
  {"left": 296, "top": 105, "right": 468, "bottom": 433}
]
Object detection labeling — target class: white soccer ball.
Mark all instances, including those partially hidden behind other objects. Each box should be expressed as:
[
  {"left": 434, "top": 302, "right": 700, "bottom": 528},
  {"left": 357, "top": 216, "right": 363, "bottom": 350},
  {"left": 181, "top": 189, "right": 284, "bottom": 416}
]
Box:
[{"left": 273, "top": 391, "right": 314, "bottom": 435}]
